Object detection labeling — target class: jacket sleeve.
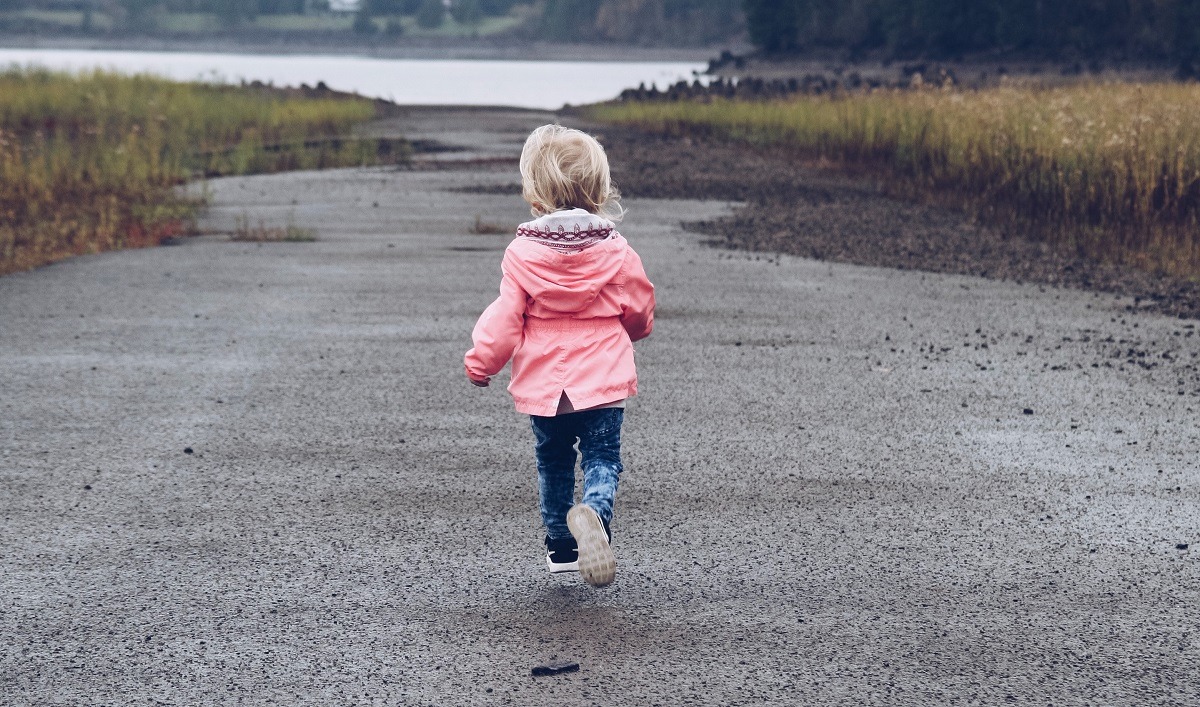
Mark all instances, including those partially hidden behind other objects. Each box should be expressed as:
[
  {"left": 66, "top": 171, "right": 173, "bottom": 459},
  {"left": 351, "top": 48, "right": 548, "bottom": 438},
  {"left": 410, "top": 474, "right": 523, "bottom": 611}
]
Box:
[
  {"left": 619, "top": 248, "right": 655, "bottom": 342},
  {"left": 464, "top": 251, "right": 528, "bottom": 381}
]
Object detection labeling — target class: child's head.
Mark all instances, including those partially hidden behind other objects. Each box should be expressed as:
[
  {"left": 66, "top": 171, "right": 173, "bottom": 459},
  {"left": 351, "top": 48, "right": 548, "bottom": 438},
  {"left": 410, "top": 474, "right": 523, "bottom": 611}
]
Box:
[{"left": 519, "top": 124, "right": 622, "bottom": 220}]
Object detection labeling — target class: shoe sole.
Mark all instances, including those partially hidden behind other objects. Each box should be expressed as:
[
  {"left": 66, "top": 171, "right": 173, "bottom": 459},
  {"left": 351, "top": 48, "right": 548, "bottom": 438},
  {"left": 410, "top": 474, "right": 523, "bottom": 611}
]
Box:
[{"left": 567, "top": 505, "right": 615, "bottom": 587}]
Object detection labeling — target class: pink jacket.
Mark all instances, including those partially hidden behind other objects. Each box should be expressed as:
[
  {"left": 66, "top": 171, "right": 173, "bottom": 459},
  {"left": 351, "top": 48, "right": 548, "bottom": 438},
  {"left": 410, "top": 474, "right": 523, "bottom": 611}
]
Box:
[{"left": 464, "top": 215, "right": 655, "bottom": 417}]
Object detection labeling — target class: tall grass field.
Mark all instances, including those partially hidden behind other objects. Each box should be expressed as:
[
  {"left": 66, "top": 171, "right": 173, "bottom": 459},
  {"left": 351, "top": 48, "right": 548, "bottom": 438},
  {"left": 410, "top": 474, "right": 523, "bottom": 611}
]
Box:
[
  {"left": 0, "top": 69, "right": 404, "bottom": 275},
  {"left": 591, "top": 83, "right": 1200, "bottom": 278}
]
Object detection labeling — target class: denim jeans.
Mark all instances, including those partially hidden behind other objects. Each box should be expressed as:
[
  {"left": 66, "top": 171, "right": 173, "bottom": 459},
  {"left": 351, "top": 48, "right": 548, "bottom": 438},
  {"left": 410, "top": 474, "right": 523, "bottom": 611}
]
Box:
[{"left": 530, "top": 407, "right": 624, "bottom": 541}]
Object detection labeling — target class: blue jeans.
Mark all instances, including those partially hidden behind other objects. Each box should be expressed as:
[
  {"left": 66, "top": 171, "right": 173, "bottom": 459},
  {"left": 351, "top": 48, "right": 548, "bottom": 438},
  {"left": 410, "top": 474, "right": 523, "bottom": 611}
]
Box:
[{"left": 531, "top": 408, "right": 624, "bottom": 541}]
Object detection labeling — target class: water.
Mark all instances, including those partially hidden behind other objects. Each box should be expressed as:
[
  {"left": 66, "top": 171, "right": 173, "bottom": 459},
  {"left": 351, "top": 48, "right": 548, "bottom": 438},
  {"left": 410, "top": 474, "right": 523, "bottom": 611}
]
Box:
[{"left": 0, "top": 48, "right": 704, "bottom": 109}]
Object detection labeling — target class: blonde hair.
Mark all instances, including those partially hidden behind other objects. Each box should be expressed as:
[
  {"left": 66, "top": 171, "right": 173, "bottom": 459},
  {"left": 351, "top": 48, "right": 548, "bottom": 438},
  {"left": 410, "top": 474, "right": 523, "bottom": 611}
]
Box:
[{"left": 519, "top": 124, "right": 623, "bottom": 220}]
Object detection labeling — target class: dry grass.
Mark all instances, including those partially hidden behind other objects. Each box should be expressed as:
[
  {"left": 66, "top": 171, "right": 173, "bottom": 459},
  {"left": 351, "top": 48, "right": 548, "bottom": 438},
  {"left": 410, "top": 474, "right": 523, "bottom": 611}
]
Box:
[
  {"left": 590, "top": 82, "right": 1200, "bottom": 278},
  {"left": 230, "top": 213, "right": 317, "bottom": 242},
  {"left": 0, "top": 68, "right": 405, "bottom": 275}
]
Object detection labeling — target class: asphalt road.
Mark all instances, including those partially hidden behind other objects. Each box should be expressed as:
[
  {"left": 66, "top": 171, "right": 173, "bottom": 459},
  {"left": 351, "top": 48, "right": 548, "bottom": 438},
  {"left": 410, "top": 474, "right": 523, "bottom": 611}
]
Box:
[{"left": 2, "top": 108, "right": 1198, "bottom": 706}]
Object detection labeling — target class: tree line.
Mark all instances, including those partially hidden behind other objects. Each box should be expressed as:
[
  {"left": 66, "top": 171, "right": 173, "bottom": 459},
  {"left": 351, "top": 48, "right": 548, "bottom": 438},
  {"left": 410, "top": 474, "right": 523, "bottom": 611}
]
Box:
[
  {"left": 744, "top": 0, "right": 1200, "bottom": 68},
  {"left": 0, "top": 1, "right": 745, "bottom": 45},
  {"left": 0, "top": 1, "right": 525, "bottom": 22},
  {"left": 539, "top": 0, "right": 742, "bottom": 45}
]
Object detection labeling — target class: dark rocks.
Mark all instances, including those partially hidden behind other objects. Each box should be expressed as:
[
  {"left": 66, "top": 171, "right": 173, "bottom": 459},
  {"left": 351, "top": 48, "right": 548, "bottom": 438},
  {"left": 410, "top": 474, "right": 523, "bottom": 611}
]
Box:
[
  {"left": 184, "top": 447, "right": 194, "bottom": 454},
  {"left": 617, "top": 65, "right": 959, "bottom": 104},
  {"left": 531, "top": 660, "right": 579, "bottom": 677},
  {"left": 1177, "top": 543, "right": 1190, "bottom": 550},
  {"left": 1023, "top": 408, "right": 1034, "bottom": 415}
]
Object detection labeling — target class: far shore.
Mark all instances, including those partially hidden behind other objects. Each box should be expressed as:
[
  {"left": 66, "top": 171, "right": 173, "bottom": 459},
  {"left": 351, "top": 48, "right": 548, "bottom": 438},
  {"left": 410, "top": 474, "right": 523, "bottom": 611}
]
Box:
[{"left": 0, "top": 34, "right": 725, "bottom": 63}]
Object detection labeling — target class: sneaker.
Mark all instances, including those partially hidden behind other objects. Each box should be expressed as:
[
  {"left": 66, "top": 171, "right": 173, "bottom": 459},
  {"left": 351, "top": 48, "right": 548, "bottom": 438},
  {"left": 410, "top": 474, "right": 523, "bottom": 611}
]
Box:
[
  {"left": 545, "top": 535, "right": 579, "bottom": 573},
  {"left": 566, "top": 504, "right": 616, "bottom": 587}
]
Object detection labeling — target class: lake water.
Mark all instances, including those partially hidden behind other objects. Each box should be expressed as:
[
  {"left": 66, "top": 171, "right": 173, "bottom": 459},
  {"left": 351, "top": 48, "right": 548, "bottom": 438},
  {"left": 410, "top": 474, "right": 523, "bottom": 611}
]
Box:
[{"left": 0, "top": 48, "right": 704, "bottom": 109}]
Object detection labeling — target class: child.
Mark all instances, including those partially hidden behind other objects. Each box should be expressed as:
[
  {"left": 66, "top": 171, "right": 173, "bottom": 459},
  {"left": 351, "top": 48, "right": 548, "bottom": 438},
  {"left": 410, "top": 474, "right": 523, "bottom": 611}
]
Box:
[{"left": 464, "top": 124, "right": 655, "bottom": 588}]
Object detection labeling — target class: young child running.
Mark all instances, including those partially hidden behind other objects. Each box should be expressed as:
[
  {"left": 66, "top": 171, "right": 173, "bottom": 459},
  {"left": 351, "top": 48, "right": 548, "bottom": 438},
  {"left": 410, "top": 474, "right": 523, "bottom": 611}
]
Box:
[{"left": 464, "top": 124, "right": 655, "bottom": 588}]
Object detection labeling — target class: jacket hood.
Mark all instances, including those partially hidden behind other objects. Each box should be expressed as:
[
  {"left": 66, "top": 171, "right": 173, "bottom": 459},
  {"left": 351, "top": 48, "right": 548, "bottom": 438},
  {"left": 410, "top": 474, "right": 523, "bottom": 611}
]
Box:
[{"left": 505, "top": 210, "right": 627, "bottom": 314}]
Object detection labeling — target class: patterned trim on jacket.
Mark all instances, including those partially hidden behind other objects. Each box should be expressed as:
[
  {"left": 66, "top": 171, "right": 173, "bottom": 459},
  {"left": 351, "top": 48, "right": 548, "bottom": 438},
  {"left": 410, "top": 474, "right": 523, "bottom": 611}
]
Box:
[{"left": 515, "top": 212, "right": 615, "bottom": 253}]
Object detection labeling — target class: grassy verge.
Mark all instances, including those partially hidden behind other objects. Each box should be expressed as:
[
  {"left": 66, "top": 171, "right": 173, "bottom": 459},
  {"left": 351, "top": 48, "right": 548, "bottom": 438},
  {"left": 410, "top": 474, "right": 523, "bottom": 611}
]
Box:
[
  {"left": 589, "top": 83, "right": 1200, "bottom": 279},
  {"left": 0, "top": 69, "right": 407, "bottom": 275}
]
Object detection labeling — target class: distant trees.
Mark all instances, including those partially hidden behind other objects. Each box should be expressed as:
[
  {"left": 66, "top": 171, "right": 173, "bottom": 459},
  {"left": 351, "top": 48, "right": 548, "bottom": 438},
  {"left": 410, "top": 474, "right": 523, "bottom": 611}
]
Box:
[
  {"left": 479, "top": 0, "right": 521, "bottom": 14},
  {"left": 117, "top": 0, "right": 161, "bottom": 30},
  {"left": 744, "top": 0, "right": 799, "bottom": 53},
  {"left": 540, "top": 0, "right": 602, "bottom": 39},
  {"left": 365, "top": 0, "right": 423, "bottom": 15},
  {"left": 1177, "top": 0, "right": 1200, "bottom": 75},
  {"left": 450, "top": 0, "right": 482, "bottom": 26},
  {"left": 352, "top": 6, "right": 376, "bottom": 33},
  {"left": 110, "top": 0, "right": 388, "bottom": 19},
  {"left": 415, "top": 0, "right": 443, "bottom": 28},
  {"left": 257, "top": 0, "right": 308, "bottom": 13},
  {"left": 116, "top": 0, "right": 264, "bottom": 26},
  {"left": 540, "top": 0, "right": 742, "bottom": 44},
  {"left": 362, "top": 0, "right": 507, "bottom": 23},
  {"left": 211, "top": 0, "right": 257, "bottom": 26},
  {"left": 741, "top": 0, "right": 1200, "bottom": 65}
]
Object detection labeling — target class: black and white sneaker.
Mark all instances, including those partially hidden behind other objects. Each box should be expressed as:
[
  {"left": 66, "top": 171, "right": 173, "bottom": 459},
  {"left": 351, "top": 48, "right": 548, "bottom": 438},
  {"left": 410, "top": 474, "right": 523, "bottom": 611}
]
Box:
[
  {"left": 567, "top": 505, "right": 616, "bottom": 587},
  {"left": 545, "top": 535, "right": 579, "bottom": 573}
]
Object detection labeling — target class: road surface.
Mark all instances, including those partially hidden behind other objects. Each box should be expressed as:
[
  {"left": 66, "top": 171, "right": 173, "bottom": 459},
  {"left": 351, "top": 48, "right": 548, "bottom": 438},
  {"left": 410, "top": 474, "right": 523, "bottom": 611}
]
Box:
[{"left": 2, "top": 107, "right": 1197, "bottom": 705}]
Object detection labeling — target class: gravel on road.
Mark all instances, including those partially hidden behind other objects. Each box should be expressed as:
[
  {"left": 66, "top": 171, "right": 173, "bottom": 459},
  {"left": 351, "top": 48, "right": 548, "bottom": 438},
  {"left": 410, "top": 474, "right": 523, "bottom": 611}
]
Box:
[{"left": 1, "top": 108, "right": 1197, "bottom": 706}]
